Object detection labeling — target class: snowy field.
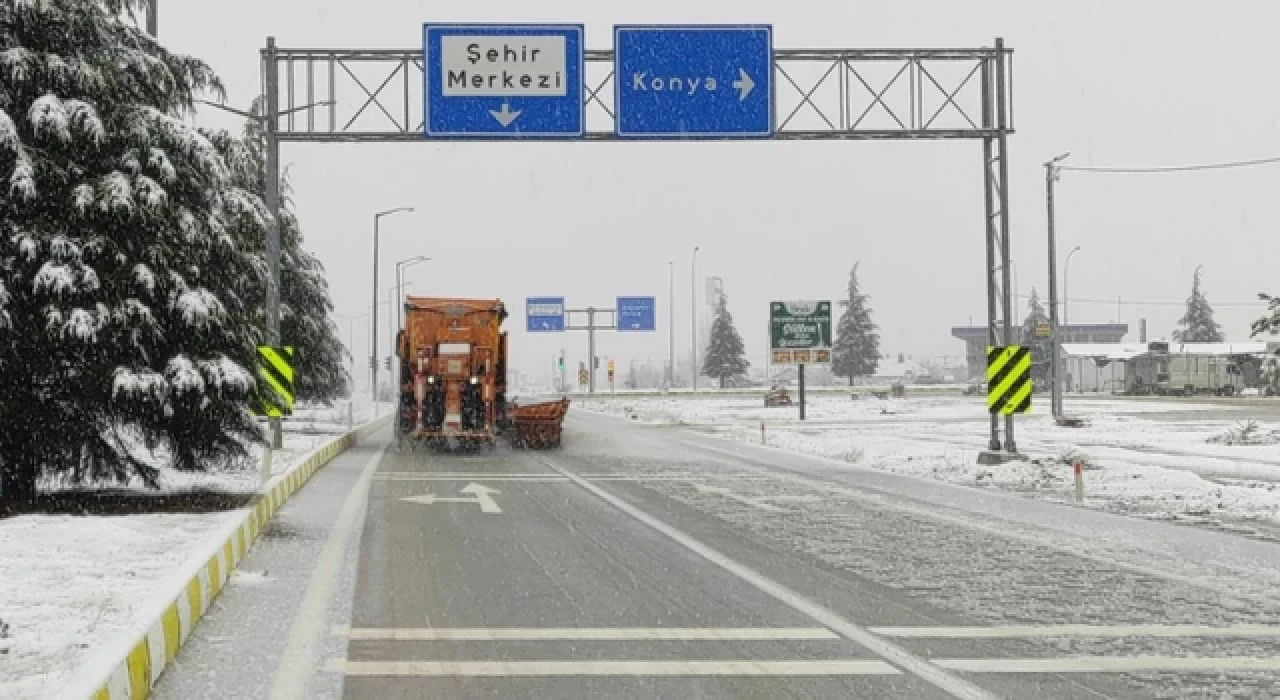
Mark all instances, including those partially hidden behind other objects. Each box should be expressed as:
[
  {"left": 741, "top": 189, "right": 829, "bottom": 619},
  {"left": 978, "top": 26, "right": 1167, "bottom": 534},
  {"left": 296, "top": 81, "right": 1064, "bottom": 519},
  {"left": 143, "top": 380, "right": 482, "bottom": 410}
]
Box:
[
  {"left": 0, "top": 398, "right": 388, "bottom": 700},
  {"left": 579, "top": 393, "right": 1280, "bottom": 537}
]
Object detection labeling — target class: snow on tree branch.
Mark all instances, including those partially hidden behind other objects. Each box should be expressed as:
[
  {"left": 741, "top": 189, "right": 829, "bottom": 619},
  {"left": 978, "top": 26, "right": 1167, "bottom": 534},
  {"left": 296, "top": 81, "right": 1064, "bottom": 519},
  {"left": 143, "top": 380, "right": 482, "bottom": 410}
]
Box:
[
  {"left": 199, "top": 355, "right": 253, "bottom": 393},
  {"left": 28, "top": 94, "right": 71, "bottom": 143},
  {"left": 0, "top": 107, "right": 19, "bottom": 153},
  {"left": 33, "top": 261, "right": 76, "bottom": 295},
  {"left": 165, "top": 355, "right": 206, "bottom": 395},
  {"left": 171, "top": 288, "right": 226, "bottom": 327},
  {"left": 112, "top": 366, "right": 167, "bottom": 402},
  {"left": 132, "top": 263, "right": 155, "bottom": 293},
  {"left": 97, "top": 171, "right": 135, "bottom": 214}
]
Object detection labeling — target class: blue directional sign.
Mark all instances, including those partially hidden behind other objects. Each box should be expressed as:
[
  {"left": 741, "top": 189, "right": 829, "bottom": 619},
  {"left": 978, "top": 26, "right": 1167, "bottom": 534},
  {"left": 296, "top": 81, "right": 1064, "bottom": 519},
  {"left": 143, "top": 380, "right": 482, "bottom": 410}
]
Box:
[
  {"left": 616, "top": 297, "right": 657, "bottom": 332},
  {"left": 423, "top": 24, "right": 585, "bottom": 138},
  {"left": 526, "top": 297, "right": 565, "bottom": 332},
  {"left": 614, "top": 25, "right": 773, "bottom": 138}
]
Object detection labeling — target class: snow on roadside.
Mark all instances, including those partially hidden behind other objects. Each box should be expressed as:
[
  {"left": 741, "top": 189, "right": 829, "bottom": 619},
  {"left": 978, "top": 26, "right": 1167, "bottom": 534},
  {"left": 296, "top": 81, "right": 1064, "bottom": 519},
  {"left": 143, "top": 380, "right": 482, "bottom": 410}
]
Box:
[
  {"left": 581, "top": 394, "right": 1280, "bottom": 535},
  {"left": 0, "top": 421, "right": 354, "bottom": 700},
  {"left": 0, "top": 511, "right": 244, "bottom": 699}
]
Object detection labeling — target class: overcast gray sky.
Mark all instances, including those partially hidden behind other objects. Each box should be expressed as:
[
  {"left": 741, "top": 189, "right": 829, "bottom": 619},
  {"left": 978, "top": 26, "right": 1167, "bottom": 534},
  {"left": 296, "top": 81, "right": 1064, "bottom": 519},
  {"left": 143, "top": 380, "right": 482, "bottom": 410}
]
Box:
[{"left": 161, "top": 0, "right": 1280, "bottom": 383}]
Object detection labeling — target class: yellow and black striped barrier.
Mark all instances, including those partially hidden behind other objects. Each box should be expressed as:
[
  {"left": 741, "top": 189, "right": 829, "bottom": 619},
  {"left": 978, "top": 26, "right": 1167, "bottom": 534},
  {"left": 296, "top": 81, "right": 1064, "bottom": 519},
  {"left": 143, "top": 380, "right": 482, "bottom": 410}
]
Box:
[
  {"left": 251, "top": 345, "right": 295, "bottom": 418},
  {"left": 987, "top": 345, "right": 1031, "bottom": 415}
]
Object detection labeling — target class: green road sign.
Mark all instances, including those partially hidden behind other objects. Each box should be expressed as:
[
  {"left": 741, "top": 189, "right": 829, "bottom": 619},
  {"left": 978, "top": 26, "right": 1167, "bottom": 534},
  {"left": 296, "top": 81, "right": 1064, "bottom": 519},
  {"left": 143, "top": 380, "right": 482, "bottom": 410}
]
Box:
[{"left": 769, "top": 301, "right": 832, "bottom": 364}]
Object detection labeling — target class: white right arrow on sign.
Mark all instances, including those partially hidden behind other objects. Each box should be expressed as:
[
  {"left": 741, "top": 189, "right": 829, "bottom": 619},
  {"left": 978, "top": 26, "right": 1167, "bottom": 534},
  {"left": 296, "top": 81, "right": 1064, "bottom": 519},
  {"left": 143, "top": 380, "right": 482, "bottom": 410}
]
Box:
[{"left": 732, "top": 69, "right": 755, "bottom": 101}]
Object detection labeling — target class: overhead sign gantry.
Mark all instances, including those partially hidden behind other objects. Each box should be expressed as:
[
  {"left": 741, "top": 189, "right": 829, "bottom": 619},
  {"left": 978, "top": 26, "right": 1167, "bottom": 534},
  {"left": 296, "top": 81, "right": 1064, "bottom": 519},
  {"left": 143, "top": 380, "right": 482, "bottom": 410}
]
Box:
[{"left": 257, "top": 24, "right": 1020, "bottom": 455}]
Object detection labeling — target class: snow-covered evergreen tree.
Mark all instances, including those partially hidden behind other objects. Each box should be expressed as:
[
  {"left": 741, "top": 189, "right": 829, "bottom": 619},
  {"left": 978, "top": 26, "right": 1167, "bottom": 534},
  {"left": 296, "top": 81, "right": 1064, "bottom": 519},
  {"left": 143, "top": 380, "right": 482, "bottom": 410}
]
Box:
[
  {"left": 1172, "top": 269, "right": 1225, "bottom": 343},
  {"left": 702, "top": 292, "right": 749, "bottom": 388},
  {"left": 1251, "top": 293, "right": 1279, "bottom": 337},
  {"left": 215, "top": 99, "right": 349, "bottom": 403},
  {"left": 832, "top": 263, "right": 880, "bottom": 385},
  {"left": 0, "top": 0, "right": 263, "bottom": 502},
  {"left": 1020, "top": 287, "right": 1053, "bottom": 381}
]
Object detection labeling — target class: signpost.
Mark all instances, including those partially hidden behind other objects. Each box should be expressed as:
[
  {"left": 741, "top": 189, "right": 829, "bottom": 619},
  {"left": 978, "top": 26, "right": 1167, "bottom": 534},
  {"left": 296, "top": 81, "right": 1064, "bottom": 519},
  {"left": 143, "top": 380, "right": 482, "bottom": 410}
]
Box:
[
  {"left": 616, "top": 296, "right": 657, "bottom": 331},
  {"left": 769, "top": 301, "right": 831, "bottom": 421},
  {"left": 614, "top": 25, "right": 773, "bottom": 138},
  {"left": 423, "top": 24, "right": 585, "bottom": 137},
  {"left": 525, "top": 297, "right": 566, "bottom": 332}
]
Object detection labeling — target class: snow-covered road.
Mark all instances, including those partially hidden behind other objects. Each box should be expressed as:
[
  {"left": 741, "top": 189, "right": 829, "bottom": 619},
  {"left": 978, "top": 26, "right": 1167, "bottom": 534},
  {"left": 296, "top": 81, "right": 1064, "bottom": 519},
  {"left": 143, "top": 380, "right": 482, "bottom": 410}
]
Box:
[{"left": 579, "top": 394, "right": 1280, "bottom": 537}]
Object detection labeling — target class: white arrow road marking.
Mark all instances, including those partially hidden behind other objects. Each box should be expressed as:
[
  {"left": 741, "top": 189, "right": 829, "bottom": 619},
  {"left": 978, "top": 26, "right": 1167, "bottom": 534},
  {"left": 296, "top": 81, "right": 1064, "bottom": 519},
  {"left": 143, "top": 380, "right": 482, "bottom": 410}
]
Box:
[
  {"left": 693, "top": 483, "right": 820, "bottom": 512},
  {"left": 401, "top": 482, "right": 502, "bottom": 513},
  {"left": 489, "top": 103, "right": 521, "bottom": 127},
  {"left": 732, "top": 69, "right": 755, "bottom": 101}
]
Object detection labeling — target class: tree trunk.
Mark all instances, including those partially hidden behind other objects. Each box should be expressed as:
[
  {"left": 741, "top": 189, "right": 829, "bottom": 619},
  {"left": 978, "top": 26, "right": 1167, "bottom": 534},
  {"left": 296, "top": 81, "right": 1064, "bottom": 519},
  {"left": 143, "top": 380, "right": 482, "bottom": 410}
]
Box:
[{"left": 0, "top": 458, "right": 38, "bottom": 508}]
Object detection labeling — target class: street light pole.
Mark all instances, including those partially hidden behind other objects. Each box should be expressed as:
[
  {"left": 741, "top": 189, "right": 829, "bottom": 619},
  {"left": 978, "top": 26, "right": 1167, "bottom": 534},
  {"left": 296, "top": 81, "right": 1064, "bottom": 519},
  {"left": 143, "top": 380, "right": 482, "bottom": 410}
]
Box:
[
  {"left": 1064, "top": 246, "right": 1082, "bottom": 329},
  {"left": 146, "top": 0, "right": 157, "bottom": 36},
  {"left": 1045, "top": 152, "right": 1070, "bottom": 420},
  {"left": 395, "top": 256, "right": 430, "bottom": 346},
  {"left": 691, "top": 245, "right": 700, "bottom": 391},
  {"left": 668, "top": 261, "right": 675, "bottom": 389},
  {"left": 371, "top": 207, "right": 415, "bottom": 412}
]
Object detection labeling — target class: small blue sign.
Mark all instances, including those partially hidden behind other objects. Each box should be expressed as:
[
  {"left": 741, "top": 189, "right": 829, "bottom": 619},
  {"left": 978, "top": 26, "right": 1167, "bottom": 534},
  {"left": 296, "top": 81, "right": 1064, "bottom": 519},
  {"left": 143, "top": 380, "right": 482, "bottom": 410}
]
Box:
[
  {"left": 616, "top": 297, "right": 656, "bottom": 332},
  {"left": 526, "top": 297, "right": 565, "bottom": 332},
  {"left": 424, "top": 24, "right": 585, "bottom": 138},
  {"left": 614, "top": 25, "right": 773, "bottom": 138}
]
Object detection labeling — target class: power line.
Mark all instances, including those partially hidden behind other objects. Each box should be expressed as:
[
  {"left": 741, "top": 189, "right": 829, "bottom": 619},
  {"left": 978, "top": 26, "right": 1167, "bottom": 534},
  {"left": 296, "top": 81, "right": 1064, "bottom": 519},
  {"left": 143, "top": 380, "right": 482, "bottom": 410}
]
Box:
[
  {"left": 1014, "top": 293, "right": 1265, "bottom": 308},
  {"left": 1060, "top": 155, "right": 1280, "bottom": 174}
]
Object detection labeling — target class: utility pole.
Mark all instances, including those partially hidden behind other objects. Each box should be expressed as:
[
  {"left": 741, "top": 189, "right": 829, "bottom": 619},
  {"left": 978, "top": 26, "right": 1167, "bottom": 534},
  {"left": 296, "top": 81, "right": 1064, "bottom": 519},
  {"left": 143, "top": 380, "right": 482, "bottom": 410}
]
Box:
[
  {"left": 1045, "top": 152, "right": 1070, "bottom": 420},
  {"left": 146, "top": 0, "right": 157, "bottom": 36},
  {"left": 691, "top": 245, "right": 700, "bottom": 391}
]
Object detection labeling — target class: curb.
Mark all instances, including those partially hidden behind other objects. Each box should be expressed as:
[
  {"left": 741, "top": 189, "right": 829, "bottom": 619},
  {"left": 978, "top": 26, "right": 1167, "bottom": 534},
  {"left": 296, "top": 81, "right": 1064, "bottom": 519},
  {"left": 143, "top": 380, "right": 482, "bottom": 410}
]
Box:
[{"left": 66, "top": 415, "right": 391, "bottom": 700}]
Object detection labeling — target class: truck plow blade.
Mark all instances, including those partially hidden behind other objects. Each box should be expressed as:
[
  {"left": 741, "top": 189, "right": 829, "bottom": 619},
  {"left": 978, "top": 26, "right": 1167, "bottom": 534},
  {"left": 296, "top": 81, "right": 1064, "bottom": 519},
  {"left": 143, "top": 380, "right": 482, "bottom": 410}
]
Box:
[{"left": 508, "top": 398, "right": 570, "bottom": 449}]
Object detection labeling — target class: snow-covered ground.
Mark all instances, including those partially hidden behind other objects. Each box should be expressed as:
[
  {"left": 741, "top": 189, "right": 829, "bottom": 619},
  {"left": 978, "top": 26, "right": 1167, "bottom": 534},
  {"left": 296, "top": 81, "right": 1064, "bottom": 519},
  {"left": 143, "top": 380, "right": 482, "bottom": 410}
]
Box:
[
  {"left": 0, "top": 405, "right": 383, "bottom": 700},
  {"left": 579, "top": 394, "right": 1280, "bottom": 536}
]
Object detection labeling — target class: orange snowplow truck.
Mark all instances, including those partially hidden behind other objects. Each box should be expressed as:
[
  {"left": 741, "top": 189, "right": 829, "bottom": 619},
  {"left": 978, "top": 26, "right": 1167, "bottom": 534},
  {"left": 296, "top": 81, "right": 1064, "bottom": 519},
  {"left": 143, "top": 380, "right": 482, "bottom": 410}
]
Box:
[{"left": 395, "top": 297, "right": 509, "bottom": 449}]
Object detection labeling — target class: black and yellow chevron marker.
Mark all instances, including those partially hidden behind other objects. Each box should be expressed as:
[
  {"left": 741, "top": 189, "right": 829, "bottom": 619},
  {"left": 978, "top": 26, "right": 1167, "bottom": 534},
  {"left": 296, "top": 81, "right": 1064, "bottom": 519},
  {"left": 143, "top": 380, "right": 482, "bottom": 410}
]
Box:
[
  {"left": 250, "top": 346, "right": 295, "bottom": 417},
  {"left": 987, "top": 345, "right": 1031, "bottom": 415}
]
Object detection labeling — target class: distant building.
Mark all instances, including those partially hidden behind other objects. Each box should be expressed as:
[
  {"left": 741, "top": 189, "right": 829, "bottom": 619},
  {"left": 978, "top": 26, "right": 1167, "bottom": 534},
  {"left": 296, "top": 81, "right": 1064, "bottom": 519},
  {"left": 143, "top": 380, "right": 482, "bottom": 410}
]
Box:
[{"left": 950, "top": 323, "right": 1129, "bottom": 380}]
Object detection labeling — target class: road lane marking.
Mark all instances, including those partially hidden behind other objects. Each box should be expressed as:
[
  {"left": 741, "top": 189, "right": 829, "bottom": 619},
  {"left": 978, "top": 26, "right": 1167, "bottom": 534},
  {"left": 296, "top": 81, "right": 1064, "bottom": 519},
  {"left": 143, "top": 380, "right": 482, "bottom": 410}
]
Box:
[
  {"left": 334, "top": 626, "right": 841, "bottom": 641},
  {"left": 377, "top": 475, "right": 567, "bottom": 481},
  {"left": 693, "top": 483, "right": 822, "bottom": 512},
  {"left": 269, "top": 443, "right": 389, "bottom": 700},
  {"left": 322, "top": 659, "right": 900, "bottom": 676},
  {"left": 934, "top": 656, "right": 1280, "bottom": 673},
  {"left": 871, "top": 624, "right": 1280, "bottom": 638},
  {"left": 535, "top": 456, "right": 999, "bottom": 700}
]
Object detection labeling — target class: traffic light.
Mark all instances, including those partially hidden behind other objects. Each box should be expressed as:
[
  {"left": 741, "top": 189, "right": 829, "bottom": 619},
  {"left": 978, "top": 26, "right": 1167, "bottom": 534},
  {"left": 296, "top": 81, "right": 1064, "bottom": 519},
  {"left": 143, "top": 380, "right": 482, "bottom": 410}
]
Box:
[
  {"left": 558, "top": 354, "right": 565, "bottom": 370},
  {"left": 607, "top": 359, "right": 615, "bottom": 382}
]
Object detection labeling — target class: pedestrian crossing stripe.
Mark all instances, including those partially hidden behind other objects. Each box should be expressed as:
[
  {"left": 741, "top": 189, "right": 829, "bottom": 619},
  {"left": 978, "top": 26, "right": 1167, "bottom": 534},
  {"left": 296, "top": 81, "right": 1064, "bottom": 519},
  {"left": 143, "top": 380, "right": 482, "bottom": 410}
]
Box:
[
  {"left": 986, "top": 345, "right": 1031, "bottom": 415},
  {"left": 251, "top": 346, "right": 295, "bottom": 417}
]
